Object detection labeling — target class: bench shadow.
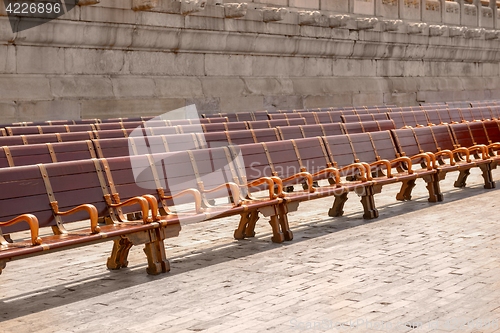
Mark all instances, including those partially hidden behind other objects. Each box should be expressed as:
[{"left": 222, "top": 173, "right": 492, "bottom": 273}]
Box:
[{"left": 0, "top": 181, "right": 497, "bottom": 322}]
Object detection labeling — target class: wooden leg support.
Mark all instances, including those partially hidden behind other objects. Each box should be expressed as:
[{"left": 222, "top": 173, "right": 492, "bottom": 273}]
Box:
[
  {"left": 234, "top": 211, "right": 259, "bottom": 240},
  {"left": 454, "top": 169, "right": 470, "bottom": 188},
  {"left": 359, "top": 186, "right": 378, "bottom": 219},
  {"left": 0, "top": 260, "right": 6, "bottom": 275},
  {"left": 143, "top": 232, "right": 170, "bottom": 275},
  {"left": 277, "top": 203, "right": 293, "bottom": 241},
  {"left": 328, "top": 192, "right": 348, "bottom": 217},
  {"left": 107, "top": 237, "right": 134, "bottom": 270},
  {"left": 396, "top": 179, "right": 416, "bottom": 201},
  {"left": 269, "top": 215, "right": 285, "bottom": 243},
  {"left": 423, "top": 174, "right": 443, "bottom": 202},
  {"left": 479, "top": 164, "right": 495, "bottom": 189}
]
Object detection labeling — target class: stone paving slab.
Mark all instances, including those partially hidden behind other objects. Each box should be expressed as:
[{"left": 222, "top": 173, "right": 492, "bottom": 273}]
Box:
[{"left": 1, "top": 168, "right": 500, "bottom": 333}]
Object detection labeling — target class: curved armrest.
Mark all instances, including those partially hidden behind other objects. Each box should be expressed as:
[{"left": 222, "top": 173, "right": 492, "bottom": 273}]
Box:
[
  {"left": 202, "top": 182, "right": 242, "bottom": 207},
  {"left": 282, "top": 172, "right": 316, "bottom": 193},
  {"left": 0, "top": 214, "right": 42, "bottom": 246},
  {"left": 270, "top": 177, "right": 284, "bottom": 198},
  {"left": 105, "top": 195, "right": 151, "bottom": 223},
  {"left": 159, "top": 188, "right": 203, "bottom": 214},
  {"left": 312, "top": 167, "right": 341, "bottom": 186},
  {"left": 142, "top": 194, "right": 160, "bottom": 221},
  {"left": 247, "top": 177, "right": 277, "bottom": 199},
  {"left": 467, "top": 144, "right": 488, "bottom": 159},
  {"left": 51, "top": 201, "right": 100, "bottom": 234},
  {"left": 369, "top": 159, "right": 393, "bottom": 178},
  {"left": 409, "top": 153, "right": 433, "bottom": 170},
  {"left": 434, "top": 150, "right": 455, "bottom": 166},
  {"left": 390, "top": 156, "right": 414, "bottom": 174},
  {"left": 451, "top": 147, "right": 471, "bottom": 163},
  {"left": 339, "top": 162, "right": 369, "bottom": 182}
]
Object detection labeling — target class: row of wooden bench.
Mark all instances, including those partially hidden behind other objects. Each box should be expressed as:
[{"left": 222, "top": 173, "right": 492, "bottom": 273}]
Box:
[
  {"left": 2, "top": 105, "right": 498, "bottom": 140},
  {"left": 2, "top": 118, "right": 500, "bottom": 276}
]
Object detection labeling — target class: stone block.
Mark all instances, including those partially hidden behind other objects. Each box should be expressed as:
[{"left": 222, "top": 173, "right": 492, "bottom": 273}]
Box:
[
  {"left": 136, "top": 11, "right": 185, "bottom": 28},
  {"left": 321, "top": 0, "right": 349, "bottom": 13},
  {"left": 376, "top": 60, "right": 404, "bottom": 77},
  {"left": 111, "top": 77, "right": 156, "bottom": 98},
  {"left": 481, "top": 63, "right": 500, "bottom": 77},
  {"left": 0, "top": 102, "right": 17, "bottom": 123},
  {"left": 353, "top": 92, "right": 384, "bottom": 106},
  {"left": 18, "top": 100, "right": 81, "bottom": 122},
  {"left": 81, "top": 98, "right": 185, "bottom": 118},
  {"left": 389, "top": 77, "right": 419, "bottom": 93},
  {"left": 298, "top": 11, "right": 321, "bottom": 25},
  {"left": 224, "top": 18, "right": 267, "bottom": 33},
  {"left": 290, "top": 0, "right": 319, "bottom": 10},
  {"left": 185, "top": 97, "right": 220, "bottom": 114},
  {"left": 304, "top": 94, "right": 352, "bottom": 108},
  {"left": 50, "top": 76, "right": 114, "bottom": 98},
  {"left": 220, "top": 95, "right": 263, "bottom": 112},
  {"left": 406, "top": 22, "right": 427, "bottom": 34},
  {"left": 403, "top": 60, "right": 426, "bottom": 77},
  {"left": 262, "top": 7, "right": 288, "bottom": 22},
  {"left": 200, "top": 77, "right": 246, "bottom": 97},
  {"left": 329, "top": 14, "right": 351, "bottom": 28},
  {"left": 399, "top": 0, "right": 421, "bottom": 20},
  {"left": 184, "top": 15, "right": 225, "bottom": 30},
  {"left": 383, "top": 92, "right": 417, "bottom": 105},
  {"left": 224, "top": 3, "right": 248, "bottom": 18},
  {"left": 375, "top": 0, "right": 399, "bottom": 19},
  {"left": 127, "top": 52, "right": 205, "bottom": 76},
  {"left": 0, "top": 45, "right": 15, "bottom": 74},
  {"left": 132, "top": 0, "right": 158, "bottom": 11},
  {"left": 96, "top": 0, "right": 132, "bottom": 10},
  {"left": 462, "top": 3, "right": 478, "bottom": 27},
  {"left": 242, "top": 77, "right": 294, "bottom": 95},
  {"left": 252, "top": 56, "right": 305, "bottom": 77},
  {"left": 205, "top": 54, "right": 252, "bottom": 76},
  {"left": 422, "top": 0, "right": 441, "bottom": 23},
  {"left": 332, "top": 59, "right": 377, "bottom": 77},
  {"left": 0, "top": 76, "right": 52, "bottom": 101},
  {"left": 443, "top": 0, "right": 460, "bottom": 25},
  {"left": 480, "top": 6, "right": 494, "bottom": 29},
  {"left": 80, "top": 6, "right": 136, "bottom": 24},
  {"left": 65, "top": 48, "right": 126, "bottom": 75},
  {"left": 304, "top": 58, "right": 333, "bottom": 77},
  {"left": 352, "top": 0, "right": 375, "bottom": 15},
  {"left": 16, "top": 46, "right": 65, "bottom": 74},
  {"left": 155, "top": 77, "right": 204, "bottom": 97},
  {"left": 263, "top": 95, "right": 304, "bottom": 111}
]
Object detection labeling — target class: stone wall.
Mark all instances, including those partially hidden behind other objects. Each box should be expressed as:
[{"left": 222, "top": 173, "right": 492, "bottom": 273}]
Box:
[{"left": 0, "top": 0, "right": 500, "bottom": 121}]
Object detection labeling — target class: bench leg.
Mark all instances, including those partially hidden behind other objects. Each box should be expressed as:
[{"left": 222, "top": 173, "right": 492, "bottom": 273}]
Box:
[
  {"left": 269, "top": 215, "right": 285, "bottom": 243},
  {"left": 107, "top": 237, "right": 134, "bottom": 270},
  {"left": 328, "top": 192, "right": 349, "bottom": 217},
  {"left": 423, "top": 174, "right": 443, "bottom": 202},
  {"left": 359, "top": 186, "right": 378, "bottom": 219},
  {"left": 479, "top": 163, "right": 495, "bottom": 189},
  {"left": 396, "top": 179, "right": 416, "bottom": 201},
  {"left": 454, "top": 169, "right": 470, "bottom": 188},
  {"left": 0, "top": 260, "right": 6, "bottom": 275},
  {"left": 277, "top": 203, "right": 293, "bottom": 241},
  {"left": 234, "top": 211, "right": 259, "bottom": 240},
  {"left": 144, "top": 233, "right": 170, "bottom": 275}
]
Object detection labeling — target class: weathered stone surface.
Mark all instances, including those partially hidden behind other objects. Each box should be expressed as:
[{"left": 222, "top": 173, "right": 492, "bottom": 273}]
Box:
[
  {"left": 127, "top": 52, "right": 205, "bottom": 76},
  {"left": 298, "top": 11, "right": 321, "bottom": 25},
  {"left": 200, "top": 77, "right": 246, "bottom": 97},
  {"left": 328, "top": 14, "right": 351, "bottom": 28},
  {"left": 242, "top": 77, "right": 293, "bottom": 95},
  {"left": 205, "top": 54, "right": 252, "bottom": 76},
  {"left": 0, "top": 45, "right": 15, "bottom": 74},
  {"left": 407, "top": 22, "right": 427, "bottom": 34},
  {"left": 263, "top": 95, "right": 303, "bottom": 111},
  {"left": 0, "top": 102, "right": 17, "bottom": 122},
  {"left": 50, "top": 76, "right": 114, "bottom": 98},
  {"left": 261, "top": 7, "right": 288, "bottom": 22},
  {"left": 132, "top": 0, "right": 158, "bottom": 11},
  {"left": 0, "top": 76, "right": 52, "bottom": 101},
  {"left": 111, "top": 77, "right": 156, "bottom": 97},
  {"left": 224, "top": 3, "right": 248, "bottom": 18},
  {"left": 65, "top": 48, "right": 126, "bottom": 74},
  {"left": 155, "top": 77, "right": 204, "bottom": 97},
  {"left": 464, "top": 28, "right": 485, "bottom": 39},
  {"left": 354, "top": 17, "right": 378, "bottom": 30},
  {"left": 219, "top": 95, "right": 263, "bottom": 112},
  {"left": 81, "top": 98, "right": 184, "bottom": 118},
  {"left": 18, "top": 100, "right": 81, "bottom": 122},
  {"left": 16, "top": 46, "right": 65, "bottom": 74}
]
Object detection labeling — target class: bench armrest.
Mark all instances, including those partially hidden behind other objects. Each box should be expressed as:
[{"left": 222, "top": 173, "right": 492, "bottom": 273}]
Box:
[
  {"left": 281, "top": 172, "right": 316, "bottom": 193},
  {"left": 0, "top": 214, "right": 42, "bottom": 246},
  {"left": 467, "top": 144, "right": 489, "bottom": 159},
  {"left": 339, "top": 162, "right": 369, "bottom": 182},
  {"left": 247, "top": 177, "right": 281, "bottom": 199},
  {"left": 51, "top": 201, "right": 100, "bottom": 234},
  {"left": 311, "top": 167, "right": 341, "bottom": 186},
  {"left": 158, "top": 188, "right": 203, "bottom": 215},
  {"left": 408, "top": 153, "right": 433, "bottom": 170},
  {"left": 451, "top": 147, "right": 471, "bottom": 163},
  {"left": 200, "top": 182, "right": 242, "bottom": 207},
  {"left": 369, "top": 160, "right": 393, "bottom": 178},
  {"left": 433, "top": 150, "right": 455, "bottom": 166},
  {"left": 390, "top": 156, "right": 414, "bottom": 174},
  {"left": 105, "top": 194, "right": 151, "bottom": 223}
]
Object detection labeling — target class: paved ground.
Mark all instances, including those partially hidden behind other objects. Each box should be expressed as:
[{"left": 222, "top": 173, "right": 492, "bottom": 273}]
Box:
[{"left": 1, "top": 168, "right": 500, "bottom": 333}]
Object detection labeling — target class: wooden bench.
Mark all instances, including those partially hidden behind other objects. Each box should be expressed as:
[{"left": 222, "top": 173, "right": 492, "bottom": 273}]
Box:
[
  {"left": 0, "top": 159, "right": 182, "bottom": 275},
  {"left": 342, "top": 120, "right": 396, "bottom": 134},
  {"left": 341, "top": 113, "right": 389, "bottom": 123}
]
